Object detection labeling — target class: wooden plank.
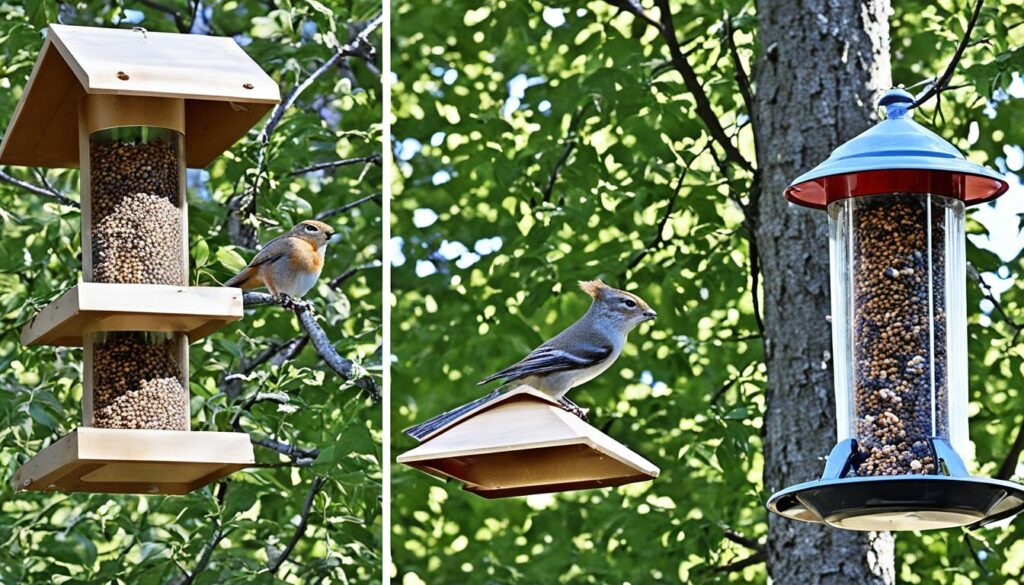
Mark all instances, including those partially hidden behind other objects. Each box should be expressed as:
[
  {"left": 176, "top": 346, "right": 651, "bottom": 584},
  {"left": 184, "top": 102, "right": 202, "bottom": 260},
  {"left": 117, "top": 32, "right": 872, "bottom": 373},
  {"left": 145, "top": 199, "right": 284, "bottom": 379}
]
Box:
[
  {"left": 83, "top": 94, "right": 186, "bottom": 134},
  {"left": 21, "top": 283, "right": 244, "bottom": 347},
  {"left": 78, "top": 98, "right": 92, "bottom": 279},
  {"left": 82, "top": 333, "right": 95, "bottom": 426},
  {"left": 47, "top": 24, "right": 279, "bottom": 104},
  {"left": 12, "top": 428, "right": 253, "bottom": 495}
]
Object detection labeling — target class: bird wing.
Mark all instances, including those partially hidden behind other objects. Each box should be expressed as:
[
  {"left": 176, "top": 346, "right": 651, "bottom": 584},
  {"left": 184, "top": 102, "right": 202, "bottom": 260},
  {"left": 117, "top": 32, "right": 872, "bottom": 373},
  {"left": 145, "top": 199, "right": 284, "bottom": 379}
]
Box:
[
  {"left": 223, "top": 237, "right": 291, "bottom": 287},
  {"left": 403, "top": 389, "right": 503, "bottom": 441},
  {"left": 477, "top": 340, "right": 613, "bottom": 385}
]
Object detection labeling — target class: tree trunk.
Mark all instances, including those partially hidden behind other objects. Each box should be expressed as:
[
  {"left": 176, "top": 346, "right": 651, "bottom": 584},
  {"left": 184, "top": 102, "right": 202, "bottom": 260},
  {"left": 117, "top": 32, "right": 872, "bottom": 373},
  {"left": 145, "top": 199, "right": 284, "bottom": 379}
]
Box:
[{"left": 753, "top": 1, "right": 895, "bottom": 582}]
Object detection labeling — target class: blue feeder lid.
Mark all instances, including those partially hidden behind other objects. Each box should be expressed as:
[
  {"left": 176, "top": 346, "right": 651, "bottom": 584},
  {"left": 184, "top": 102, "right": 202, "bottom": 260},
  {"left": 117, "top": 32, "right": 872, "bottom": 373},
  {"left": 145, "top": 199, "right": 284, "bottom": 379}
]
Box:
[{"left": 786, "top": 88, "right": 1009, "bottom": 209}]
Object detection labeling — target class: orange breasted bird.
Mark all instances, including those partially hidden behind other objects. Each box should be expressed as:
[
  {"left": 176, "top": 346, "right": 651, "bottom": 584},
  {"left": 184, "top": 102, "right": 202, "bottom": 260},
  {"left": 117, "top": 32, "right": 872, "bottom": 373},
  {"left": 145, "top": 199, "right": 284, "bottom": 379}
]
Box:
[{"left": 224, "top": 220, "right": 336, "bottom": 298}]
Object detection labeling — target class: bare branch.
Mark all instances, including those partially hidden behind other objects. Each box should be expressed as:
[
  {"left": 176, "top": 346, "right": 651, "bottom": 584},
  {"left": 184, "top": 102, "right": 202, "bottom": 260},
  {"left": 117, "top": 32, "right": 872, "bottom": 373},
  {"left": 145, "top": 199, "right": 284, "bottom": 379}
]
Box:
[
  {"left": 539, "top": 101, "right": 594, "bottom": 206},
  {"left": 605, "top": 0, "right": 753, "bottom": 171},
  {"left": 328, "top": 261, "right": 381, "bottom": 288},
  {"left": 227, "top": 12, "right": 383, "bottom": 246},
  {"left": 723, "top": 528, "right": 764, "bottom": 552},
  {"left": 242, "top": 292, "right": 380, "bottom": 400},
  {"left": 288, "top": 154, "right": 382, "bottom": 176},
  {"left": 172, "top": 522, "right": 227, "bottom": 585},
  {"left": 712, "top": 550, "right": 765, "bottom": 573},
  {"left": 315, "top": 193, "right": 381, "bottom": 220},
  {"left": 252, "top": 437, "right": 320, "bottom": 462},
  {"left": 722, "top": 11, "right": 756, "bottom": 149},
  {"left": 0, "top": 168, "right": 80, "bottom": 209},
  {"left": 910, "top": 0, "right": 985, "bottom": 109},
  {"left": 267, "top": 476, "right": 326, "bottom": 574}
]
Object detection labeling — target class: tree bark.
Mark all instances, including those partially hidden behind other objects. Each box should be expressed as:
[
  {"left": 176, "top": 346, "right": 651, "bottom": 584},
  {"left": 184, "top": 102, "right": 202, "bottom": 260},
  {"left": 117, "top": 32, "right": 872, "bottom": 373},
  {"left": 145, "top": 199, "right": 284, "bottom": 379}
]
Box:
[{"left": 753, "top": 1, "right": 895, "bottom": 582}]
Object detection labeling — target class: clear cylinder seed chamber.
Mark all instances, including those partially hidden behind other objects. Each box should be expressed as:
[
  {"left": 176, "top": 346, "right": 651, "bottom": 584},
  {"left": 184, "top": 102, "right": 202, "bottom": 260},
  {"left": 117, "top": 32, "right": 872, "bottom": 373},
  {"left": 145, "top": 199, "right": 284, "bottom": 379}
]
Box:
[
  {"left": 87, "top": 126, "right": 186, "bottom": 286},
  {"left": 85, "top": 331, "right": 190, "bottom": 431},
  {"left": 829, "top": 193, "right": 969, "bottom": 476}
]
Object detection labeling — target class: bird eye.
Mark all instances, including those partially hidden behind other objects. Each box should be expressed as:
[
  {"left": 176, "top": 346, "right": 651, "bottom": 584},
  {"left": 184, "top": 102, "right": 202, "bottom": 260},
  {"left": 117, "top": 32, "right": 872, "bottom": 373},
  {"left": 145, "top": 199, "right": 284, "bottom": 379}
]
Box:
[
  {"left": 622, "top": 298, "right": 637, "bottom": 308},
  {"left": 305, "top": 224, "right": 318, "bottom": 232}
]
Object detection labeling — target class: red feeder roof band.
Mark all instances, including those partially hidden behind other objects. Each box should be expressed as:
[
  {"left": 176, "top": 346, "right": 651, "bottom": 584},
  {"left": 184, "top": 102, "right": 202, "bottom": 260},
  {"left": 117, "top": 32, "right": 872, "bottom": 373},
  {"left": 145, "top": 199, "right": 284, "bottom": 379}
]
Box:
[{"left": 785, "top": 88, "right": 1009, "bottom": 210}]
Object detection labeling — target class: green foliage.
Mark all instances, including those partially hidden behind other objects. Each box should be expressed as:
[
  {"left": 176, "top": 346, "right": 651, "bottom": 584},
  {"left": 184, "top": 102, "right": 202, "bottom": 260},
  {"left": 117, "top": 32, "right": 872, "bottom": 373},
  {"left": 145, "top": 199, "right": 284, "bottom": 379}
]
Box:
[
  {"left": 392, "top": 0, "right": 1024, "bottom": 583},
  {"left": 0, "top": 1, "right": 382, "bottom": 583}
]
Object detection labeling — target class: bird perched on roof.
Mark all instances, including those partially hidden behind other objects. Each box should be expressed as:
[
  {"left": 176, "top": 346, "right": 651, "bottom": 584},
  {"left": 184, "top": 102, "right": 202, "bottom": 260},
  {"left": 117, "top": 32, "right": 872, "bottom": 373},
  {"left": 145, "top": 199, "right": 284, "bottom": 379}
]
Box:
[
  {"left": 405, "top": 279, "right": 656, "bottom": 440},
  {"left": 223, "top": 220, "right": 336, "bottom": 302}
]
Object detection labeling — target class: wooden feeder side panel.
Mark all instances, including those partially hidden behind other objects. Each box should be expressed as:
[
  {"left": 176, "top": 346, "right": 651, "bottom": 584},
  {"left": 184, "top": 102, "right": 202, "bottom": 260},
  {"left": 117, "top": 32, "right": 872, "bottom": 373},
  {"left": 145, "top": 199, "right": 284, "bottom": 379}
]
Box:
[{"left": 0, "top": 39, "right": 83, "bottom": 168}]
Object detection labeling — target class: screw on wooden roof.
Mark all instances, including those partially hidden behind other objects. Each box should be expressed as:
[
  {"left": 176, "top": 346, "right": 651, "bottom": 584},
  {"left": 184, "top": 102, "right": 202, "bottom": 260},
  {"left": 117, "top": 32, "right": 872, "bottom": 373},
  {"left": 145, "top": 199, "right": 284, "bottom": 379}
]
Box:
[
  {"left": 243, "top": 83, "right": 255, "bottom": 90},
  {"left": 117, "top": 71, "right": 130, "bottom": 81}
]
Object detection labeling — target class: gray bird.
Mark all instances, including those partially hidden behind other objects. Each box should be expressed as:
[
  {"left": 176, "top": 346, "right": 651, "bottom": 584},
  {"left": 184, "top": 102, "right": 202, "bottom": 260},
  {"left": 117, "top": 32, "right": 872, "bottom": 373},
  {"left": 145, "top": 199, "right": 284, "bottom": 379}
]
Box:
[{"left": 405, "top": 280, "right": 656, "bottom": 440}]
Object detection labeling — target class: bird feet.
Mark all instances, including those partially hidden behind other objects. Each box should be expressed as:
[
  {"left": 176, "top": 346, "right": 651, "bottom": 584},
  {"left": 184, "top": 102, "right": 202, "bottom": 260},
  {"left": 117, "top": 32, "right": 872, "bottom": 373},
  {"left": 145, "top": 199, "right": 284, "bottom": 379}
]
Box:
[
  {"left": 558, "top": 397, "right": 589, "bottom": 422},
  {"left": 275, "top": 294, "right": 315, "bottom": 315}
]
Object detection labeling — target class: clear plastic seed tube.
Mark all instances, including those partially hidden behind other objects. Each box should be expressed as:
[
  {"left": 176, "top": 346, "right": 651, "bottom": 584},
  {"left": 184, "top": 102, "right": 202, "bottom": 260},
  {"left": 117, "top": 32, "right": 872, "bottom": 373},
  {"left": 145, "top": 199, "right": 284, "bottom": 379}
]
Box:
[
  {"left": 829, "top": 193, "right": 968, "bottom": 476},
  {"left": 87, "top": 126, "right": 185, "bottom": 285}
]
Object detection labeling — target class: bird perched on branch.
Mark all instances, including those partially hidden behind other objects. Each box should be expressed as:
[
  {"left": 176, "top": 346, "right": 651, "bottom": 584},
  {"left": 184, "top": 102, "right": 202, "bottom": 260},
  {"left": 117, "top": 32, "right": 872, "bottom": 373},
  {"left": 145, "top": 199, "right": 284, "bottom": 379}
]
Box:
[
  {"left": 405, "top": 279, "right": 656, "bottom": 440},
  {"left": 224, "top": 220, "right": 336, "bottom": 305}
]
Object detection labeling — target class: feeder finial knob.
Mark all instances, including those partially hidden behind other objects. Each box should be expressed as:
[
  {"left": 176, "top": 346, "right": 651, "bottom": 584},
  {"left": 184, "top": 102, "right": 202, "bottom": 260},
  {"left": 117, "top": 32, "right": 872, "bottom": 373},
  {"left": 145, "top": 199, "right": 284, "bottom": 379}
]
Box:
[{"left": 879, "top": 88, "right": 915, "bottom": 120}]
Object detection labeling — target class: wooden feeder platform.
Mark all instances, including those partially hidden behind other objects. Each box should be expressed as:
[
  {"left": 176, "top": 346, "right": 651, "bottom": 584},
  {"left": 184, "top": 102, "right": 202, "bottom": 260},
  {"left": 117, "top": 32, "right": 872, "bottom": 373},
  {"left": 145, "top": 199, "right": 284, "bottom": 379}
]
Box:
[
  {"left": 12, "top": 427, "right": 254, "bottom": 495},
  {"left": 398, "top": 386, "right": 660, "bottom": 498},
  {"left": 22, "top": 283, "right": 243, "bottom": 346}
]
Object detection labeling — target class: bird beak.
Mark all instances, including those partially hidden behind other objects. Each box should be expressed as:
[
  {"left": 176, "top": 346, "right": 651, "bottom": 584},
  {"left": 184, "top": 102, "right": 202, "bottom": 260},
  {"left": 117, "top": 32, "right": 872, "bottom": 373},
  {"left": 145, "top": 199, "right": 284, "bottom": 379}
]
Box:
[
  {"left": 328, "top": 232, "right": 341, "bottom": 244},
  {"left": 643, "top": 310, "right": 657, "bottom": 321}
]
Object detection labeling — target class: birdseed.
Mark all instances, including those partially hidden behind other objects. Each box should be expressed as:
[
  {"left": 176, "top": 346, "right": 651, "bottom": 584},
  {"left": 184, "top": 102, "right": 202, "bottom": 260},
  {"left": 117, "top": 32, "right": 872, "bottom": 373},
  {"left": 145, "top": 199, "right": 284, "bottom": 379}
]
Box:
[
  {"left": 91, "top": 333, "right": 188, "bottom": 431},
  {"left": 89, "top": 138, "right": 184, "bottom": 285},
  {"left": 849, "top": 194, "right": 948, "bottom": 476}
]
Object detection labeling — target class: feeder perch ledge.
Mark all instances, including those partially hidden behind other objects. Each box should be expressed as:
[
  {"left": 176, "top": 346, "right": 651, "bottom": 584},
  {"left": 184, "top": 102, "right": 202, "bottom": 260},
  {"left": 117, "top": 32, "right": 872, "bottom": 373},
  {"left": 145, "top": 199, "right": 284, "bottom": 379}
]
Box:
[
  {"left": 398, "top": 386, "right": 660, "bottom": 499},
  {"left": 21, "top": 283, "right": 243, "bottom": 347},
  {"left": 12, "top": 427, "right": 254, "bottom": 495}
]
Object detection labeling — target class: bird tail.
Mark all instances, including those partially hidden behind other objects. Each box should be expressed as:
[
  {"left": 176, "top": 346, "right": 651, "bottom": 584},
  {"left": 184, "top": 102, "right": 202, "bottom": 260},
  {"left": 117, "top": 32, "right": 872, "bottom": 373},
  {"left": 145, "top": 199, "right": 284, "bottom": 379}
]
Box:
[
  {"left": 224, "top": 266, "right": 260, "bottom": 289},
  {"left": 404, "top": 389, "right": 503, "bottom": 441}
]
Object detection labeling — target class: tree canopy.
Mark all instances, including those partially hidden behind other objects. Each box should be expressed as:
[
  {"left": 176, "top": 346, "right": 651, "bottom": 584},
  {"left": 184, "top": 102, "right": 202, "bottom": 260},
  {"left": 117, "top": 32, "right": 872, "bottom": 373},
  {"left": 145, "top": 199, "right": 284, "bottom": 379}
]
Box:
[
  {"left": 391, "top": 0, "right": 1024, "bottom": 582},
  {"left": 0, "top": 1, "right": 382, "bottom": 583}
]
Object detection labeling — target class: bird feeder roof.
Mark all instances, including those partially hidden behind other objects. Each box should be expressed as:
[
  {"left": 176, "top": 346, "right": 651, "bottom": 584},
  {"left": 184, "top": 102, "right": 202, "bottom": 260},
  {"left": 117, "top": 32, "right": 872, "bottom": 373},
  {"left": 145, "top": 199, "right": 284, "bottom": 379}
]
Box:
[
  {"left": 398, "top": 386, "right": 660, "bottom": 498},
  {"left": 786, "top": 88, "right": 1008, "bottom": 209},
  {"left": 0, "top": 24, "right": 280, "bottom": 169}
]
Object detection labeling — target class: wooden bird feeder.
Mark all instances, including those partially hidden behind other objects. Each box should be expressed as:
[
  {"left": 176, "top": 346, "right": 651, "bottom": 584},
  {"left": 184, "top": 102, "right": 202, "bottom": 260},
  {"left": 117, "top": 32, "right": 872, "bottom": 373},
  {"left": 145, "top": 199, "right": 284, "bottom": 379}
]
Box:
[
  {"left": 1, "top": 24, "right": 281, "bottom": 495},
  {"left": 398, "top": 386, "right": 660, "bottom": 498}
]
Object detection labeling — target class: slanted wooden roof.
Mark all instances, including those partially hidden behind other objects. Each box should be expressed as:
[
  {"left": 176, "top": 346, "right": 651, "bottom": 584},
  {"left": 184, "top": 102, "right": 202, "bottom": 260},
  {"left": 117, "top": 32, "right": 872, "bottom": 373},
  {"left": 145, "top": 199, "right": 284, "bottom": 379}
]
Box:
[
  {"left": 0, "top": 24, "right": 280, "bottom": 169},
  {"left": 398, "top": 386, "right": 660, "bottom": 498}
]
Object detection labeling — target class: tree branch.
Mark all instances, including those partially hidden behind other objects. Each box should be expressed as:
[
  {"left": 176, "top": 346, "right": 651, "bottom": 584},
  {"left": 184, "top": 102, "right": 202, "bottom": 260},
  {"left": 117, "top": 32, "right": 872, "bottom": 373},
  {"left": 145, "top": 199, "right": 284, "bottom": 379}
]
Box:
[
  {"left": 910, "top": 0, "right": 985, "bottom": 109},
  {"left": 0, "top": 168, "right": 80, "bottom": 209},
  {"left": 172, "top": 522, "right": 227, "bottom": 585},
  {"left": 314, "top": 193, "right": 381, "bottom": 220},
  {"left": 722, "top": 11, "right": 756, "bottom": 149},
  {"left": 242, "top": 292, "right": 380, "bottom": 400},
  {"left": 723, "top": 528, "right": 765, "bottom": 552},
  {"left": 328, "top": 261, "right": 380, "bottom": 288},
  {"left": 288, "top": 154, "right": 382, "bottom": 176},
  {"left": 606, "top": 0, "right": 753, "bottom": 171},
  {"left": 539, "top": 102, "right": 594, "bottom": 206},
  {"left": 625, "top": 170, "right": 686, "bottom": 272},
  {"left": 267, "top": 476, "right": 326, "bottom": 574},
  {"left": 227, "top": 12, "right": 383, "bottom": 246},
  {"left": 712, "top": 550, "right": 765, "bottom": 573},
  {"left": 252, "top": 437, "right": 320, "bottom": 463}
]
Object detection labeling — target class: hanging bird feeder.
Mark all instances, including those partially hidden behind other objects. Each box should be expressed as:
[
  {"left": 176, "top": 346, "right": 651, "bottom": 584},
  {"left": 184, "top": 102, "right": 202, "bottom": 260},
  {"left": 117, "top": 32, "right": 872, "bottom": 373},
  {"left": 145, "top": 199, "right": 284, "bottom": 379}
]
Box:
[
  {"left": 767, "top": 88, "right": 1024, "bottom": 530},
  {"left": 398, "top": 386, "right": 660, "bottom": 498},
  {"left": 1, "top": 24, "right": 280, "bottom": 495}
]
